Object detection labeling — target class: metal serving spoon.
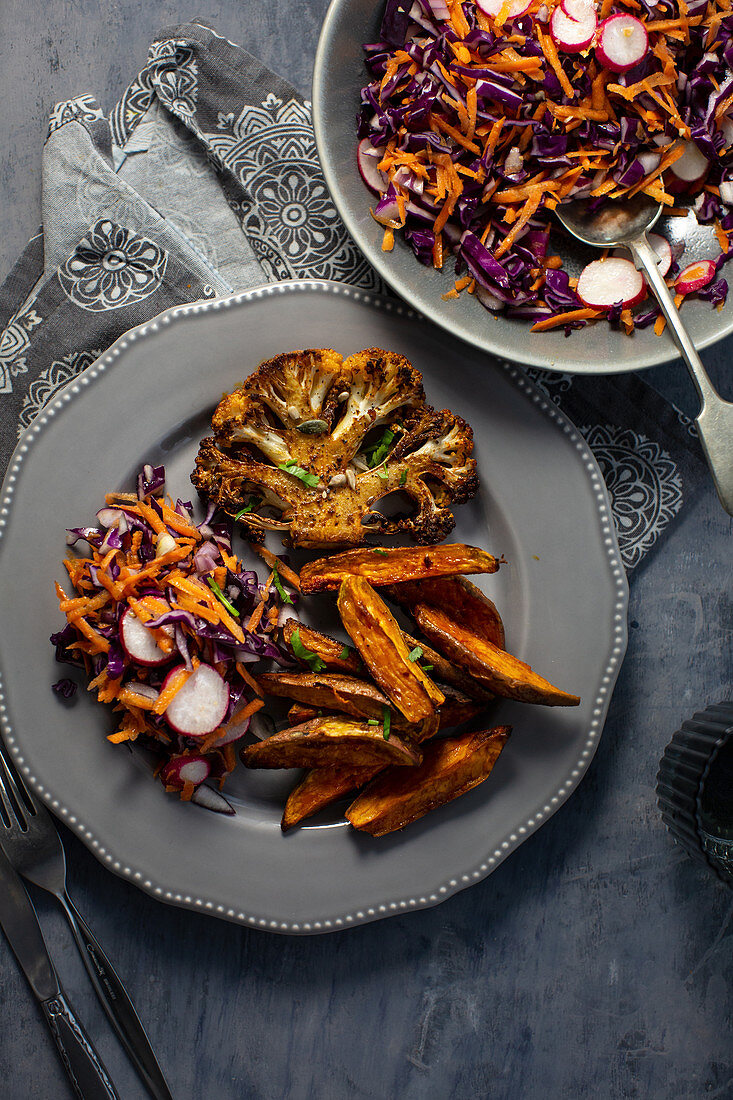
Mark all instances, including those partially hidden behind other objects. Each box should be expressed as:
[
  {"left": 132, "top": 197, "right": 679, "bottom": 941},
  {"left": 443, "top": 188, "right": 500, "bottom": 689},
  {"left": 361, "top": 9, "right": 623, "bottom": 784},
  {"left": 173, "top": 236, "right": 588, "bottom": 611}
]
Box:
[{"left": 556, "top": 194, "right": 733, "bottom": 515}]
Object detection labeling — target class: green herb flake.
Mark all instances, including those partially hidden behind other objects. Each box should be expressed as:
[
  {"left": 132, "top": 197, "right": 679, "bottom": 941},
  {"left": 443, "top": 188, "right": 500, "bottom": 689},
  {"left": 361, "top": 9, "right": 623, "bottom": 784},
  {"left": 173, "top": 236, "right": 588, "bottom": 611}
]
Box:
[
  {"left": 399, "top": 470, "right": 407, "bottom": 486},
  {"left": 272, "top": 562, "right": 293, "bottom": 606},
  {"left": 371, "top": 548, "right": 388, "bottom": 555},
  {"left": 365, "top": 427, "right": 396, "bottom": 468},
  {"left": 290, "top": 626, "right": 327, "bottom": 672},
  {"left": 420, "top": 664, "right": 434, "bottom": 672},
  {"left": 408, "top": 645, "right": 423, "bottom": 663},
  {"left": 338, "top": 645, "right": 351, "bottom": 659},
  {"left": 367, "top": 719, "right": 380, "bottom": 726},
  {"left": 383, "top": 706, "right": 392, "bottom": 741},
  {"left": 376, "top": 467, "right": 389, "bottom": 481},
  {"left": 278, "top": 461, "right": 320, "bottom": 489},
  {"left": 207, "top": 577, "right": 240, "bottom": 618}
]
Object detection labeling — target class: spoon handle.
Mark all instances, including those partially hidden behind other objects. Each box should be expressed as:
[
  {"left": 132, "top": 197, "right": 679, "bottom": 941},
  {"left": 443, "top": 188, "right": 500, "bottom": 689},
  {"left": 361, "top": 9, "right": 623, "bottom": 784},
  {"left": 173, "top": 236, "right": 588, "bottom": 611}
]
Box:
[{"left": 630, "top": 234, "right": 733, "bottom": 516}]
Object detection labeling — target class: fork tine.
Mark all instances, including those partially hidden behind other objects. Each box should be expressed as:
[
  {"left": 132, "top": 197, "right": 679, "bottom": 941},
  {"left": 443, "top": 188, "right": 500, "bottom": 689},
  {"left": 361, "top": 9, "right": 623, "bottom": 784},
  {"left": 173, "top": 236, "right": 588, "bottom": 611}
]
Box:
[
  {"left": 0, "top": 740, "right": 36, "bottom": 816},
  {"left": 0, "top": 751, "right": 31, "bottom": 829}
]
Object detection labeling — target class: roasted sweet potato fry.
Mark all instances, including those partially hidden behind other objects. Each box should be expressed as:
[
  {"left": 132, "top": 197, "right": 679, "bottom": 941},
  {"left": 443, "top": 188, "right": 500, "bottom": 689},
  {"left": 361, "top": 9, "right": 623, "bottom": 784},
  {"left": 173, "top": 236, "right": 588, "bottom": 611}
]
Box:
[
  {"left": 337, "top": 576, "right": 444, "bottom": 723},
  {"left": 387, "top": 576, "right": 506, "bottom": 650},
  {"left": 241, "top": 716, "right": 421, "bottom": 770},
  {"left": 401, "top": 630, "right": 494, "bottom": 703},
  {"left": 279, "top": 689, "right": 482, "bottom": 830},
  {"left": 413, "top": 605, "right": 580, "bottom": 707},
  {"left": 259, "top": 671, "right": 393, "bottom": 724},
  {"left": 300, "top": 543, "right": 502, "bottom": 593},
  {"left": 283, "top": 685, "right": 480, "bottom": 736},
  {"left": 281, "top": 763, "right": 383, "bottom": 831},
  {"left": 287, "top": 703, "right": 320, "bottom": 725},
  {"left": 346, "top": 725, "right": 511, "bottom": 836},
  {"left": 281, "top": 619, "right": 364, "bottom": 675}
]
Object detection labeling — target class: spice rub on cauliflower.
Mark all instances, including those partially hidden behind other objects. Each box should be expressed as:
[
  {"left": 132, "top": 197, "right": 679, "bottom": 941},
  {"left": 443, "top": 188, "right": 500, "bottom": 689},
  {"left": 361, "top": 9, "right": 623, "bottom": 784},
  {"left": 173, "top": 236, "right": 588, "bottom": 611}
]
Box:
[{"left": 191, "top": 347, "right": 478, "bottom": 549}]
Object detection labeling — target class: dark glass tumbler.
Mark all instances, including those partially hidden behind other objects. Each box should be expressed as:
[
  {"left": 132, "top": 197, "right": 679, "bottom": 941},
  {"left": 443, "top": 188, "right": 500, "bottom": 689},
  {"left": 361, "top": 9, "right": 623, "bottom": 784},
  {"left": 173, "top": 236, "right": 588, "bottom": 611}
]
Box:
[{"left": 656, "top": 701, "right": 733, "bottom": 884}]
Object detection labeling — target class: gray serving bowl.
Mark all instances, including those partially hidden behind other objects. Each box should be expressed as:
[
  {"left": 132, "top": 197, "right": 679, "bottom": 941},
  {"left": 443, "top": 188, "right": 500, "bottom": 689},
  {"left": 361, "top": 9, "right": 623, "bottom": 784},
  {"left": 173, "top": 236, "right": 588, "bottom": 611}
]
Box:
[{"left": 313, "top": 0, "right": 733, "bottom": 374}]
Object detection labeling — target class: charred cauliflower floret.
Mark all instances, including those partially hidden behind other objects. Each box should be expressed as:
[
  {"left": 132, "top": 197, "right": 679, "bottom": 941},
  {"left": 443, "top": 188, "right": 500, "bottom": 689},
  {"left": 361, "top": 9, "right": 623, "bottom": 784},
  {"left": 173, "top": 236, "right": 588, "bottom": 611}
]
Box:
[{"left": 191, "top": 347, "right": 478, "bottom": 549}]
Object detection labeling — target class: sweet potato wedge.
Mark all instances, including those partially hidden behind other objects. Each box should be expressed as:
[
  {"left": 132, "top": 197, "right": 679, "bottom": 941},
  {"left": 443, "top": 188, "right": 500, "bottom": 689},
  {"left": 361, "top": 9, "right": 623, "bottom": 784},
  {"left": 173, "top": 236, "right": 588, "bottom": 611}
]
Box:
[
  {"left": 287, "top": 703, "right": 320, "bottom": 726},
  {"left": 281, "top": 619, "right": 364, "bottom": 675},
  {"left": 300, "top": 543, "right": 502, "bottom": 593},
  {"left": 279, "top": 692, "right": 480, "bottom": 830},
  {"left": 337, "top": 576, "right": 444, "bottom": 723},
  {"left": 401, "top": 630, "right": 494, "bottom": 703},
  {"left": 346, "top": 725, "right": 512, "bottom": 836},
  {"left": 387, "top": 576, "right": 506, "bottom": 650},
  {"left": 413, "top": 605, "right": 580, "bottom": 707},
  {"left": 259, "top": 671, "right": 393, "bottom": 724},
  {"left": 241, "top": 716, "right": 421, "bottom": 770},
  {"left": 281, "top": 763, "right": 383, "bottom": 831},
  {"left": 284, "top": 686, "right": 480, "bottom": 736}
]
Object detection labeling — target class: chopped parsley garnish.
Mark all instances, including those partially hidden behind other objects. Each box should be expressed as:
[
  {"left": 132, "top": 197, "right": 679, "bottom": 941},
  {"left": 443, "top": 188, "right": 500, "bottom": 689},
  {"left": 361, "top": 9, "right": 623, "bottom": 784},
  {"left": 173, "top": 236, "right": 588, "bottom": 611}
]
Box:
[
  {"left": 272, "top": 563, "right": 293, "bottom": 605},
  {"left": 234, "top": 497, "right": 260, "bottom": 519},
  {"left": 367, "top": 718, "right": 380, "bottom": 726},
  {"left": 278, "top": 461, "right": 320, "bottom": 489},
  {"left": 365, "top": 427, "right": 396, "bottom": 468},
  {"left": 207, "top": 577, "right": 240, "bottom": 618},
  {"left": 399, "top": 470, "right": 407, "bottom": 486},
  {"left": 408, "top": 645, "right": 423, "bottom": 662},
  {"left": 290, "top": 626, "right": 327, "bottom": 672},
  {"left": 382, "top": 706, "right": 391, "bottom": 741},
  {"left": 338, "top": 645, "right": 351, "bottom": 659},
  {"left": 421, "top": 664, "right": 433, "bottom": 672},
  {"left": 371, "top": 548, "right": 388, "bottom": 555},
  {"left": 376, "top": 467, "right": 389, "bottom": 481}
]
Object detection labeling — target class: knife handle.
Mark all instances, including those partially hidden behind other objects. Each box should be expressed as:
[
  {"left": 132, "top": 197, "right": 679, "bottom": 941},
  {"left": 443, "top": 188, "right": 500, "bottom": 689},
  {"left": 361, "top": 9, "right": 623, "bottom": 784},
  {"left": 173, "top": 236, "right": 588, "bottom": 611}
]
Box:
[
  {"left": 40, "top": 991, "right": 119, "bottom": 1100},
  {"left": 62, "top": 897, "right": 172, "bottom": 1100}
]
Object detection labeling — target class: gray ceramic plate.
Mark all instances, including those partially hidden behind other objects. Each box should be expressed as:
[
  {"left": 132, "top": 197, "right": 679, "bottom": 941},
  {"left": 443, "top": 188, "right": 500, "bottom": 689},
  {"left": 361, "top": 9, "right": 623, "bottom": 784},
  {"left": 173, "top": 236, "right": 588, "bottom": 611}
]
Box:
[
  {"left": 0, "top": 281, "right": 627, "bottom": 933},
  {"left": 313, "top": 0, "right": 733, "bottom": 374}
]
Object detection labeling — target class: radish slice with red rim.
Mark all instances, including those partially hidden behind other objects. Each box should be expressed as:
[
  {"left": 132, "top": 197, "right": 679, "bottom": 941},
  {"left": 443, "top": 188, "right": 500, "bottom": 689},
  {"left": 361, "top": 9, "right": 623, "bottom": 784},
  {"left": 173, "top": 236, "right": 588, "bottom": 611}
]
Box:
[
  {"left": 551, "top": 0, "right": 597, "bottom": 52},
  {"left": 160, "top": 755, "right": 211, "bottom": 789},
  {"left": 120, "top": 605, "right": 173, "bottom": 668},
  {"left": 357, "top": 139, "right": 387, "bottom": 196},
  {"left": 164, "top": 664, "right": 229, "bottom": 738},
  {"left": 596, "top": 15, "right": 648, "bottom": 72},
  {"left": 669, "top": 141, "right": 709, "bottom": 186},
  {"left": 476, "top": 0, "right": 531, "bottom": 19},
  {"left": 576, "top": 257, "right": 645, "bottom": 309},
  {"left": 676, "top": 259, "right": 716, "bottom": 294}
]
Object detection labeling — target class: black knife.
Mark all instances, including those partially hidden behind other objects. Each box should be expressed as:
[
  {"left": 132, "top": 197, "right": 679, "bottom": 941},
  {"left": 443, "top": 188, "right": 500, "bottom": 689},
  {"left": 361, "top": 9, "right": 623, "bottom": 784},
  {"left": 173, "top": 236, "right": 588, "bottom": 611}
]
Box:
[{"left": 0, "top": 846, "right": 119, "bottom": 1099}]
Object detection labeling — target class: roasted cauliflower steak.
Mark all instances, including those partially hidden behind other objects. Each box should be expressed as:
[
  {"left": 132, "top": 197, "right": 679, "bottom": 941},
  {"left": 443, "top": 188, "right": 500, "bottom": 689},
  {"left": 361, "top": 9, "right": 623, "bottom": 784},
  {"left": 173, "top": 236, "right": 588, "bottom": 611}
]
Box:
[{"left": 191, "top": 347, "right": 478, "bottom": 549}]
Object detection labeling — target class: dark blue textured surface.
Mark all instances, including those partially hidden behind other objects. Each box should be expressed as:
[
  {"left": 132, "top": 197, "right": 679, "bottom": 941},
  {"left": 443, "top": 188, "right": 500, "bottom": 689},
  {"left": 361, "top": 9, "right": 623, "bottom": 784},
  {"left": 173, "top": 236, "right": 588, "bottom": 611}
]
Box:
[{"left": 1, "top": 4, "right": 732, "bottom": 1098}]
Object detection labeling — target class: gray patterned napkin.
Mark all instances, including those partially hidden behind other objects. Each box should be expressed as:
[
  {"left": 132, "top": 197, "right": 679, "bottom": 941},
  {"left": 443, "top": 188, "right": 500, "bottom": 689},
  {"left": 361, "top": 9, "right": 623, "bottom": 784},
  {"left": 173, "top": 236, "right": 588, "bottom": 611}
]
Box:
[{"left": 0, "top": 19, "right": 706, "bottom": 572}]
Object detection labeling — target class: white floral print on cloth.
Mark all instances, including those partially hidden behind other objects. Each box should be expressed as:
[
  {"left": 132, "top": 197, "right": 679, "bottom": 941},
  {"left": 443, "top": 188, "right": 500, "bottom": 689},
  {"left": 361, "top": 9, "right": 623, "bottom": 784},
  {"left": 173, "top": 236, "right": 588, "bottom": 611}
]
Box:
[
  {"left": 58, "top": 221, "right": 168, "bottom": 312},
  {"left": 18, "top": 348, "right": 103, "bottom": 434},
  {"left": 205, "top": 94, "right": 381, "bottom": 287},
  {"left": 582, "top": 424, "right": 684, "bottom": 570},
  {"left": 0, "top": 300, "right": 43, "bottom": 395},
  {"left": 48, "top": 95, "right": 105, "bottom": 137}
]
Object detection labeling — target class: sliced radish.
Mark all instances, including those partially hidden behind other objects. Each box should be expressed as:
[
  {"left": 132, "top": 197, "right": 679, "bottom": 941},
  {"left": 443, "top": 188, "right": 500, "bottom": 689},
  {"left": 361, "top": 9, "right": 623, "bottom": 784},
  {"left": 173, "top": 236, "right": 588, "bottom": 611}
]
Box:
[
  {"left": 668, "top": 141, "right": 709, "bottom": 191},
  {"left": 120, "top": 601, "right": 173, "bottom": 668},
  {"left": 596, "top": 15, "right": 648, "bottom": 72},
  {"left": 613, "top": 233, "right": 672, "bottom": 277},
  {"left": 190, "top": 784, "right": 235, "bottom": 815},
  {"left": 160, "top": 755, "right": 211, "bottom": 790},
  {"left": 551, "top": 0, "right": 597, "bottom": 52},
  {"left": 576, "top": 257, "right": 645, "bottom": 309},
  {"left": 164, "top": 663, "right": 229, "bottom": 738},
  {"left": 476, "top": 0, "right": 532, "bottom": 19},
  {"left": 357, "top": 139, "right": 387, "bottom": 196},
  {"left": 676, "top": 259, "right": 716, "bottom": 294}
]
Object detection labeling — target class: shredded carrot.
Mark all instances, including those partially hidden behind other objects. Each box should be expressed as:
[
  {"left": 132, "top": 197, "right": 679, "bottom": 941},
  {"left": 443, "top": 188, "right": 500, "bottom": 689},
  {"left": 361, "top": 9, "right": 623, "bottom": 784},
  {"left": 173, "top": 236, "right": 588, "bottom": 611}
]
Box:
[
  {"left": 236, "top": 662, "right": 264, "bottom": 696},
  {"left": 153, "top": 667, "right": 193, "bottom": 714},
  {"left": 530, "top": 308, "right": 604, "bottom": 332}
]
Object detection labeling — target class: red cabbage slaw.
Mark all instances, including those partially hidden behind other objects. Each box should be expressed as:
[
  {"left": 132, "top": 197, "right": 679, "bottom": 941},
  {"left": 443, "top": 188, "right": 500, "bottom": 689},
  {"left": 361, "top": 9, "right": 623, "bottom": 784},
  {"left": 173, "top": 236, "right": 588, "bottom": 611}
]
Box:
[
  {"left": 359, "top": 0, "right": 733, "bottom": 332},
  {"left": 52, "top": 464, "right": 294, "bottom": 809}
]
